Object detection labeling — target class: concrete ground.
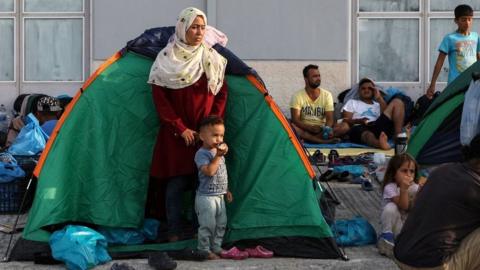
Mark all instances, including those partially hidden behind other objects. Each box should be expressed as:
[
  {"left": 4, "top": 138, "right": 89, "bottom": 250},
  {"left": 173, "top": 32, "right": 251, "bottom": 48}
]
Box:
[{"left": 0, "top": 163, "right": 399, "bottom": 270}]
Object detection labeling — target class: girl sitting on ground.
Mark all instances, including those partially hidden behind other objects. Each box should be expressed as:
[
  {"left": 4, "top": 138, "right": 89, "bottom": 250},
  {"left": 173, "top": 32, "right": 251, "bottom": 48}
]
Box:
[{"left": 377, "top": 153, "right": 419, "bottom": 257}]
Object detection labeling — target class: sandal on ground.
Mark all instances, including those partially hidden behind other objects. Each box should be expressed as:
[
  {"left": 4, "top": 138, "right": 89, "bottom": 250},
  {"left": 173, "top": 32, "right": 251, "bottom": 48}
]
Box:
[
  {"left": 310, "top": 150, "right": 326, "bottom": 165},
  {"left": 220, "top": 247, "right": 249, "bottom": 260},
  {"left": 245, "top": 245, "right": 274, "bottom": 258}
]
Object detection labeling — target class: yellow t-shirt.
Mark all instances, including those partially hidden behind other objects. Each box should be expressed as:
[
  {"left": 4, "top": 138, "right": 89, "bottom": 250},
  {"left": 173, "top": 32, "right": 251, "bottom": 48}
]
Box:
[{"left": 290, "top": 88, "right": 334, "bottom": 126}]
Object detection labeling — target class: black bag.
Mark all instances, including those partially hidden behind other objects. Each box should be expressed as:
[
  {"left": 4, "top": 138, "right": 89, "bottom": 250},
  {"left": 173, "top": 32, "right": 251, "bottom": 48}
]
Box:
[{"left": 411, "top": 93, "right": 440, "bottom": 125}]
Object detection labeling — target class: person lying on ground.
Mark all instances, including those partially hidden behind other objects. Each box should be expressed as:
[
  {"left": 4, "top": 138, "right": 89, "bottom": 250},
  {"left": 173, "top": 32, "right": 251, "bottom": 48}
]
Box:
[{"left": 333, "top": 78, "right": 405, "bottom": 150}]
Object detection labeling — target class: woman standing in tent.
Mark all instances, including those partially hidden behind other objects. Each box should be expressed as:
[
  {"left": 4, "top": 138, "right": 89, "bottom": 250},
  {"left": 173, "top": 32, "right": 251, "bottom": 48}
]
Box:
[{"left": 148, "top": 7, "right": 228, "bottom": 242}]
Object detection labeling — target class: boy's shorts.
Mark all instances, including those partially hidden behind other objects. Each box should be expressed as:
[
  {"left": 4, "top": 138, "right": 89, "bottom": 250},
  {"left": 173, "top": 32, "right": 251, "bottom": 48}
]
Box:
[{"left": 348, "top": 114, "right": 394, "bottom": 144}]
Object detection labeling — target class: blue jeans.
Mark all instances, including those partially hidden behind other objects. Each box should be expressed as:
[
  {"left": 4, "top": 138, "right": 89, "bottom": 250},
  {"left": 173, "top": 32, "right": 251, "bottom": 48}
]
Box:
[
  {"left": 195, "top": 194, "right": 227, "bottom": 253},
  {"left": 165, "top": 175, "right": 197, "bottom": 237}
]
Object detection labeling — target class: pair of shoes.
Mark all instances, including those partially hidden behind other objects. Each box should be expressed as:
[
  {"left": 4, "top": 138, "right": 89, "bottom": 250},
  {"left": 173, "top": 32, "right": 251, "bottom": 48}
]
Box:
[
  {"left": 167, "top": 248, "right": 209, "bottom": 261},
  {"left": 377, "top": 232, "right": 395, "bottom": 258},
  {"left": 111, "top": 263, "right": 136, "bottom": 270},
  {"left": 310, "top": 150, "right": 326, "bottom": 165},
  {"left": 245, "top": 245, "right": 274, "bottom": 258},
  {"left": 220, "top": 247, "right": 249, "bottom": 260},
  {"left": 148, "top": 252, "right": 177, "bottom": 270}
]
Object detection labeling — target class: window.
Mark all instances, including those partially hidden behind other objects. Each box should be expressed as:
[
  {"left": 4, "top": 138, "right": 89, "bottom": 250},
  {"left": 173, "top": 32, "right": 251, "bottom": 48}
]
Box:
[
  {"left": 24, "top": 18, "right": 83, "bottom": 81},
  {"left": 24, "top": 0, "right": 83, "bottom": 12},
  {"left": 0, "top": 18, "right": 14, "bottom": 81},
  {"left": 358, "top": 18, "right": 419, "bottom": 82},
  {"left": 0, "top": 0, "right": 88, "bottom": 103},
  {"left": 0, "top": 0, "right": 14, "bottom": 82},
  {"left": 23, "top": 0, "right": 85, "bottom": 82},
  {"left": 355, "top": 0, "right": 480, "bottom": 92},
  {"left": 359, "top": 0, "right": 419, "bottom": 12},
  {"left": 430, "top": 1, "right": 480, "bottom": 12},
  {"left": 0, "top": 0, "right": 14, "bottom": 12}
]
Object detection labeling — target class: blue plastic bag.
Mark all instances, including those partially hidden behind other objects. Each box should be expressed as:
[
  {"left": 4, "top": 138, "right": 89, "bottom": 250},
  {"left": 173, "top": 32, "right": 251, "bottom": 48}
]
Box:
[
  {"left": 50, "top": 225, "right": 111, "bottom": 270},
  {"left": 460, "top": 80, "right": 480, "bottom": 145},
  {"left": 0, "top": 154, "right": 25, "bottom": 183},
  {"left": 98, "top": 218, "right": 160, "bottom": 245},
  {"left": 331, "top": 216, "right": 377, "bottom": 246},
  {"left": 8, "top": 113, "right": 49, "bottom": 155},
  {"left": 142, "top": 218, "right": 160, "bottom": 240},
  {"left": 333, "top": 165, "right": 365, "bottom": 177}
]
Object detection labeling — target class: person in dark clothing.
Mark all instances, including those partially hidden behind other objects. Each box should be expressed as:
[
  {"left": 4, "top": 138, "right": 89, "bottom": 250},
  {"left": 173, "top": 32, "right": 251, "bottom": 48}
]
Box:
[
  {"left": 147, "top": 7, "right": 228, "bottom": 242},
  {"left": 394, "top": 134, "right": 480, "bottom": 270}
]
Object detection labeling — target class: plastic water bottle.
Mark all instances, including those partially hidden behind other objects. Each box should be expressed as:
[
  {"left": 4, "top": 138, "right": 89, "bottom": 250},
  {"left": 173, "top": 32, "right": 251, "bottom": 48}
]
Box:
[
  {"left": 322, "top": 126, "right": 333, "bottom": 140},
  {"left": 395, "top": 132, "right": 408, "bottom": 155}
]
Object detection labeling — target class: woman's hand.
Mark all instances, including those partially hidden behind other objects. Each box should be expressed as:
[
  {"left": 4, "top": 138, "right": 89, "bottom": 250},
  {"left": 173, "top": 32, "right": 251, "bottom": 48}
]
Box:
[{"left": 181, "top": 128, "right": 198, "bottom": 146}]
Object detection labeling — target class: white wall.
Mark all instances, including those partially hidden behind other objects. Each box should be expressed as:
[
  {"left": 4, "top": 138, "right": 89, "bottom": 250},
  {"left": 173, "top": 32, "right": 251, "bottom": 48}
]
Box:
[
  {"left": 246, "top": 60, "right": 350, "bottom": 116},
  {"left": 93, "top": 59, "right": 350, "bottom": 117}
]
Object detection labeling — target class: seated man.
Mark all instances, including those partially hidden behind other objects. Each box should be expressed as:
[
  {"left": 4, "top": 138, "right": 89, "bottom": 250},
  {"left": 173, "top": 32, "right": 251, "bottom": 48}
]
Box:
[
  {"left": 394, "top": 134, "right": 480, "bottom": 270},
  {"left": 34, "top": 96, "right": 63, "bottom": 136},
  {"left": 290, "top": 64, "right": 339, "bottom": 144},
  {"left": 334, "top": 78, "right": 405, "bottom": 150}
]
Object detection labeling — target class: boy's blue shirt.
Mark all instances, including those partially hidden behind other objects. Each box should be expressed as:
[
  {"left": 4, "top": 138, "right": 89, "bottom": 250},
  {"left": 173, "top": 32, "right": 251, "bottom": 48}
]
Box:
[
  {"left": 439, "top": 31, "right": 480, "bottom": 83},
  {"left": 194, "top": 147, "right": 228, "bottom": 196}
]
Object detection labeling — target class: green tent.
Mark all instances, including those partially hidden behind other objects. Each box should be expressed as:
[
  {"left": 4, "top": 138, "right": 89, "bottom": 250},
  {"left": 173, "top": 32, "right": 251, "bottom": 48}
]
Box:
[
  {"left": 21, "top": 28, "right": 341, "bottom": 259},
  {"left": 408, "top": 61, "right": 480, "bottom": 165}
]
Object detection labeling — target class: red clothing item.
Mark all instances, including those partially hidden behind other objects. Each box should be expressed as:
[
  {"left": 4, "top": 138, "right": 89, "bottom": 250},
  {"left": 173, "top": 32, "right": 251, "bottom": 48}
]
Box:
[{"left": 150, "top": 74, "right": 227, "bottom": 179}]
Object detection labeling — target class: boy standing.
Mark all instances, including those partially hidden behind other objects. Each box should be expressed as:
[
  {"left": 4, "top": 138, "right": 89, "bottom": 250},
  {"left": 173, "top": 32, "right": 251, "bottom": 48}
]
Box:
[
  {"left": 427, "top": 4, "right": 480, "bottom": 98},
  {"left": 194, "top": 116, "right": 232, "bottom": 260}
]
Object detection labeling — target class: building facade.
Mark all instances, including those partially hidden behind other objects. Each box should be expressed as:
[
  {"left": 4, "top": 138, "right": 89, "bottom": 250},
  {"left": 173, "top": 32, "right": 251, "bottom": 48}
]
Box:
[{"left": 0, "top": 0, "right": 478, "bottom": 115}]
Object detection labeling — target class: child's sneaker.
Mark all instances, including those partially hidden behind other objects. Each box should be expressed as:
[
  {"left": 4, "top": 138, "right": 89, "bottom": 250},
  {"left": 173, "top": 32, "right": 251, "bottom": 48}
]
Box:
[{"left": 377, "top": 232, "right": 395, "bottom": 258}]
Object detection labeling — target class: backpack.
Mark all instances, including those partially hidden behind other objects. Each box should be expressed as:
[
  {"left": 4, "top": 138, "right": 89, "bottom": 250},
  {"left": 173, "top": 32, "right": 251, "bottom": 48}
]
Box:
[{"left": 410, "top": 92, "right": 440, "bottom": 125}]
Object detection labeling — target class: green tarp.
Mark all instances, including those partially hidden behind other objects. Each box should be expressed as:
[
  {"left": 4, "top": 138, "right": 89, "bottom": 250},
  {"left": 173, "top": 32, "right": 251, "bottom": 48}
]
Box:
[{"left": 23, "top": 51, "right": 333, "bottom": 249}]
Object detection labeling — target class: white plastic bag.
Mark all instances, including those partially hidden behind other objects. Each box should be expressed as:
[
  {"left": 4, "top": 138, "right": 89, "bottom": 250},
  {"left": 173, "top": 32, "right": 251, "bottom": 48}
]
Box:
[{"left": 460, "top": 80, "right": 480, "bottom": 145}]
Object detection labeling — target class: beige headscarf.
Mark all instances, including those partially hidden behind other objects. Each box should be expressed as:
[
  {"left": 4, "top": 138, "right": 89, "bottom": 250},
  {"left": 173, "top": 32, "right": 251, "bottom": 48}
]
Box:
[{"left": 148, "top": 7, "right": 227, "bottom": 95}]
